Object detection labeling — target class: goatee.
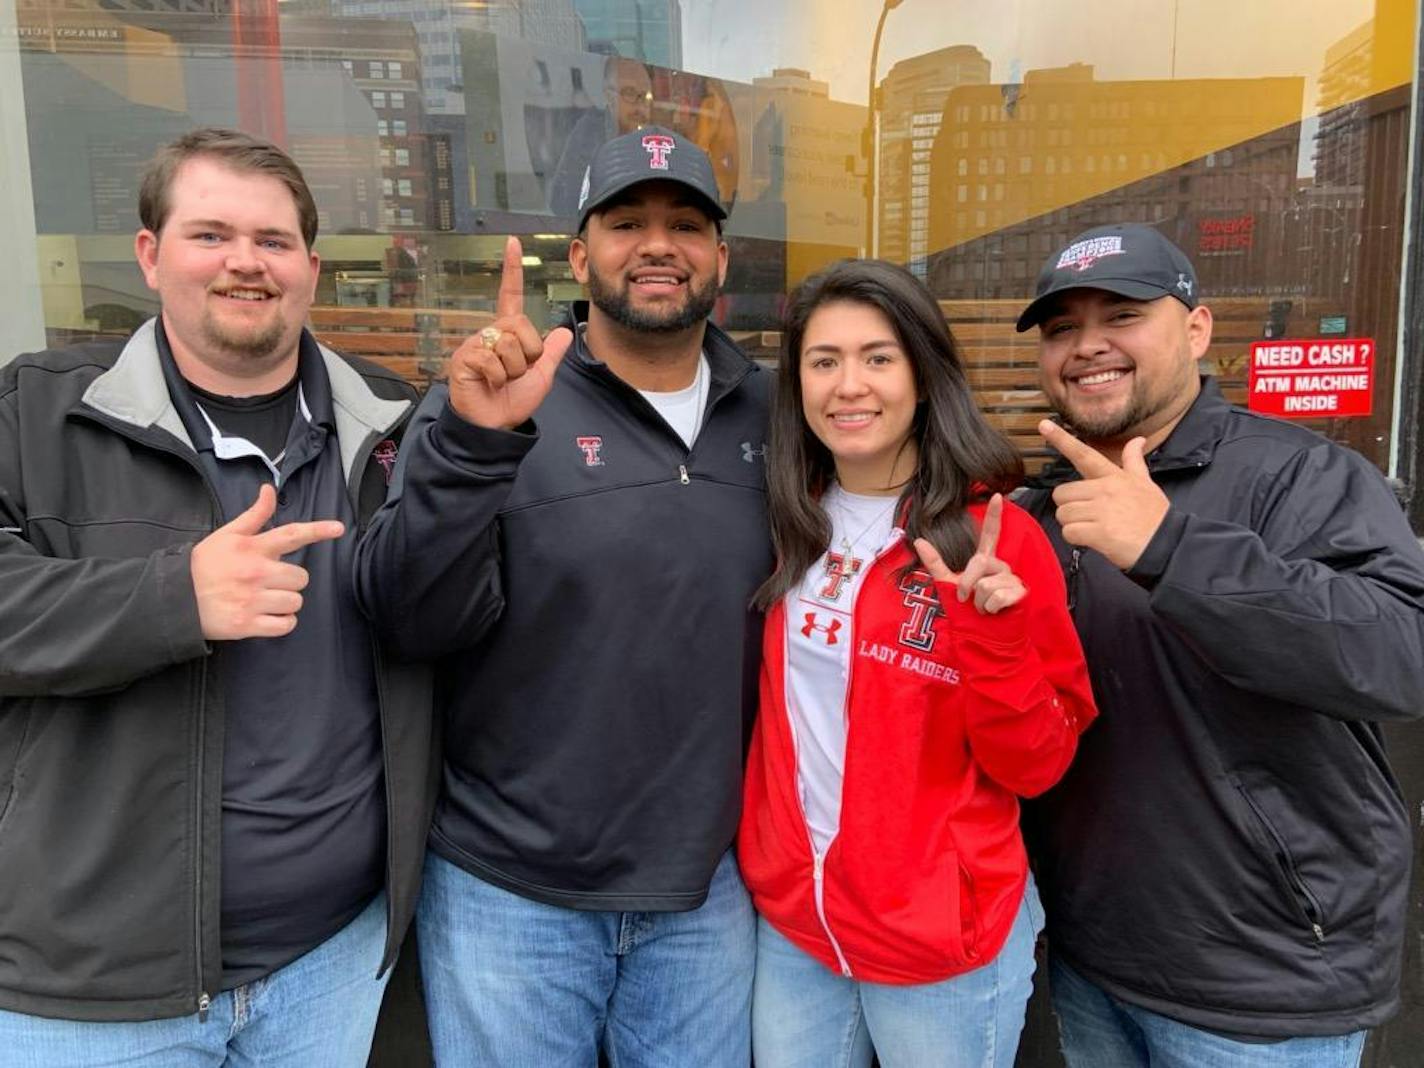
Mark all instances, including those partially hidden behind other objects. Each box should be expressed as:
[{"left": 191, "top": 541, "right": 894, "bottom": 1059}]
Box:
[{"left": 201, "top": 314, "right": 286, "bottom": 360}]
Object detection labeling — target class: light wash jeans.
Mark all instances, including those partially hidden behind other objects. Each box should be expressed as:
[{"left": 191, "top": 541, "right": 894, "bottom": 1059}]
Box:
[
  {"left": 0, "top": 892, "right": 389, "bottom": 1068},
  {"left": 751, "top": 873, "right": 1044, "bottom": 1068},
  {"left": 1050, "top": 955, "right": 1368, "bottom": 1068},
  {"left": 417, "top": 848, "right": 755, "bottom": 1068}
]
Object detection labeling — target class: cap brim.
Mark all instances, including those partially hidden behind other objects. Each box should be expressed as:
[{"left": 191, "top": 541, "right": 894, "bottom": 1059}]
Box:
[
  {"left": 1015, "top": 279, "right": 1174, "bottom": 332},
  {"left": 578, "top": 176, "right": 727, "bottom": 230}
]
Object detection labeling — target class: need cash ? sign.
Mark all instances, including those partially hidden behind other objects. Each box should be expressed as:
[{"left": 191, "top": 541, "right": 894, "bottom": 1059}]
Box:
[{"left": 1248, "top": 338, "right": 1375, "bottom": 418}]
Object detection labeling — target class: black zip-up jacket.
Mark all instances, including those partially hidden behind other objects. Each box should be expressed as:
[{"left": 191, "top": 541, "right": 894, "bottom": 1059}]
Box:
[
  {"left": 1019, "top": 376, "right": 1424, "bottom": 1037},
  {"left": 0, "top": 322, "right": 437, "bottom": 1022},
  {"left": 355, "top": 308, "right": 772, "bottom": 910}
]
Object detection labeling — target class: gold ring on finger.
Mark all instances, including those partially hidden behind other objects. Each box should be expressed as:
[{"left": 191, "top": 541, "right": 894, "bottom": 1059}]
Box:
[{"left": 480, "top": 326, "right": 502, "bottom": 348}]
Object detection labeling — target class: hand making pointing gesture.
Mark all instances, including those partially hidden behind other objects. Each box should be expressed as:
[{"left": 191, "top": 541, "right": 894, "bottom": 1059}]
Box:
[
  {"left": 914, "top": 493, "right": 1027, "bottom": 615},
  {"left": 190, "top": 483, "right": 345, "bottom": 640},
  {"left": 1038, "top": 420, "right": 1171, "bottom": 570},
  {"left": 447, "top": 235, "right": 575, "bottom": 430}
]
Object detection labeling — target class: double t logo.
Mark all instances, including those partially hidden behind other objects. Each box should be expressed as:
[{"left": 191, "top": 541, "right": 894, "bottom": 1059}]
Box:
[
  {"left": 897, "top": 570, "right": 942, "bottom": 652},
  {"left": 819, "top": 552, "right": 861, "bottom": 601},
  {"left": 642, "top": 133, "right": 675, "bottom": 170},
  {"left": 575, "top": 436, "right": 604, "bottom": 466}
]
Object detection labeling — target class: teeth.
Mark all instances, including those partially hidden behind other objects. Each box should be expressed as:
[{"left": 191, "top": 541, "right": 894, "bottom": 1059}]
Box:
[
  {"left": 222, "top": 290, "right": 271, "bottom": 301},
  {"left": 832, "top": 412, "right": 874, "bottom": 425},
  {"left": 1077, "top": 369, "right": 1126, "bottom": 386}
]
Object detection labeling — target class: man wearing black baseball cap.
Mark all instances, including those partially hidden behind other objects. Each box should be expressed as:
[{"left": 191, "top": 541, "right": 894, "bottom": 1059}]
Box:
[
  {"left": 1015, "top": 224, "right": 1424, "bottom": 1065},
  {"left": 357, "top": 126, "right": 770, "bottom": 1065},
  {"left": 1014, "top": 222, "right": 1199, "bottom": 333}
]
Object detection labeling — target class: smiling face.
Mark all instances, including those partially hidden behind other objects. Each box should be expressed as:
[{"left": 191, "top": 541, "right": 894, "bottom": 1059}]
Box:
[
  {"left": 1036, "top": 288, "right": 1212, "bottom": 451},
  {"left": 134, "top": 155, "right": 319, "bottom": 394},
  {"left": 798, "top": 300, "right": 919, "bottom": 495},
  {"left": 570, "top": 180, "right": 727, "bottom": 336}
]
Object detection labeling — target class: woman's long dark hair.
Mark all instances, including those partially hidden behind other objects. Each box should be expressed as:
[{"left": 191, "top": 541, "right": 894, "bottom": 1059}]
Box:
[{"left": 754, "top": 259, "right": 1023, "bottom": 609}]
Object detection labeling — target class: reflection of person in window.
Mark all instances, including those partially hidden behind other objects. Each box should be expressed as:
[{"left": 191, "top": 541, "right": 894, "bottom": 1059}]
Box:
[
  {"left": 682, "top": 77, "right": 739, "bottom": 206},
  {"left": 547, "top": 56, "right": 653, "bottom": 218}
]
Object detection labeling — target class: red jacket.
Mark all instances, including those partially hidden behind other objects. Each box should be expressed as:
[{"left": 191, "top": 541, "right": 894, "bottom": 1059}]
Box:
[{"left": 738, "top": 499, "right": 1097, "bottom": 984}]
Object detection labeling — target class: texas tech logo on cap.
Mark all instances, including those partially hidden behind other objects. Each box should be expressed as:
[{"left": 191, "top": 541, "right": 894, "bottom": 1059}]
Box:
[
  {"left": 642, "top": 133, "right": 676, "bottom": 170},
  {"left": 1056, "top": 235, "right": 1125, "bottom": 273}
]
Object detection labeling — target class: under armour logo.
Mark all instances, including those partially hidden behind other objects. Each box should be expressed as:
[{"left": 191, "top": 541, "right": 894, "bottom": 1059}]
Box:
[
  {"left": 576, "top": 435, "right": 605, "bottom": 466},
  {"left": 372, "top": 439, "right": 398, "bottom": 484},
  {"left": 643, "top": 133, "right": 676, "bottom": 170},
  {"left": 801, "top": 612, "right": 842, "bottom": 645},
  {"left": 741, "top": 441, "right": 767, "bottom": 463},
  {"left": 1177, "top": 273, "right": 1193, "bottom": 296}
]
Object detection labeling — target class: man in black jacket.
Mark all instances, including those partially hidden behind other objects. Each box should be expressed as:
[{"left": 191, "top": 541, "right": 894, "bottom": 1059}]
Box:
[
  {"left": 1017, "top": 223, "right": 1424, "bottom": 1066},
  {"left": 356, "top": 127, "right": 771, "bottom": 1067},
  {"left": 0, "top": 128, "right": 435, "bottom": 1067}
]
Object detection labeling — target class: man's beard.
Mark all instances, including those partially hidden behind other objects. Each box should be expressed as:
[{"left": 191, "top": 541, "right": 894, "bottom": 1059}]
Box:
[
  {"left": 587, "top": 264, "right": 719, "bottom": 334},
  {"left": 200, "top": 310, "right": 287, "bottom": 360},
  {"left": 1058, "top": 356, "right": 1197, "bottom": 443},
  {"left": 1060, "top": 389, "right": 1154, "bottom": 442}
]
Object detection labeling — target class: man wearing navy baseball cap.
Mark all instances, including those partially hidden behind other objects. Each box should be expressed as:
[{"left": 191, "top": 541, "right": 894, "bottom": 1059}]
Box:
[
  {"left": 357, "top": 126, "right": 771, "bottom": 1065},
  {"left": 1015, "top": 222, "right": 1198, "bottom": 332},
  {"left": 576, "top": 122, "right": 727, "bottom": 231},
  {"left": 1016, "top": 224, "right": 1424, "bottom": 1066}
]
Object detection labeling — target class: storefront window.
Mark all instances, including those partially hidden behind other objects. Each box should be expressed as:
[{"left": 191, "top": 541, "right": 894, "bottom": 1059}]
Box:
[{"left": 2, "top": 0, "right": 1415, "bottom": 475}]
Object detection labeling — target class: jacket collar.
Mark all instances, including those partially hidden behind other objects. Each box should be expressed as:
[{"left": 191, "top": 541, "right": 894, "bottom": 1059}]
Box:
[
  {"left": 80, "top": 317, "right": 410, "bottom": 480},
  {"left": 1029, "top": 374, "right": 1230, "bottom": 488}
]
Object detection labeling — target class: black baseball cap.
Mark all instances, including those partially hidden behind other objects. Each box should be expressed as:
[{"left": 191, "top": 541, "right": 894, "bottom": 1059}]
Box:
[
  {"left": 576, "top": 125, "right": 727, "bottom": 230},
  {"left": 1015, "top": 223, "right": 1198, "bottom": 332}
]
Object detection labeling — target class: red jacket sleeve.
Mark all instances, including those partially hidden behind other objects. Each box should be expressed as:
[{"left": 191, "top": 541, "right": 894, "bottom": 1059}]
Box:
[{"left": 938, "top": 501, "right": 1098, "bottom": 797}]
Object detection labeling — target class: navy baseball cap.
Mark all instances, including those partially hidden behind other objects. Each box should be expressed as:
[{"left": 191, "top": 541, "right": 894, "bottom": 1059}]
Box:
[
  {"left": 576, "top": 125, "right": 726, "bottom": 230},
  {"left": 1015, "top": 223, "right": 1198, "bottom": 332}
]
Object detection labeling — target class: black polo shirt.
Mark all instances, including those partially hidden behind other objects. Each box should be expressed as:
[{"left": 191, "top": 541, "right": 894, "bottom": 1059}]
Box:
[{"left": 158, "top": 325, "right": 385, "bottom": 989}]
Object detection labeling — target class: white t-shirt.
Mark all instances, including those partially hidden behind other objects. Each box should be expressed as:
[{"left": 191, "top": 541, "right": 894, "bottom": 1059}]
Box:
[
  {"left": 784, "top": 484, "right": 901, "bottom": 855},
  {"left": 639, "top": 354, "right": 709, "bottom": 448}
]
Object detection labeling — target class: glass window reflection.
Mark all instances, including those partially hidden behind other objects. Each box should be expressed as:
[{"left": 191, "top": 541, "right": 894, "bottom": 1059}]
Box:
[{"left": 5, "top": 0, "right": 1415, "bottom": 470}]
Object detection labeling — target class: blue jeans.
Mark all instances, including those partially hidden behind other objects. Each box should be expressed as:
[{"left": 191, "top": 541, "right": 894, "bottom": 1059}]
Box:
[
  {"left": 417, "top": 849, "right": 754, "bottom": 1067},
  {"left": 751, "top": 874, "right": 1044, "bottom": 1068},
  {"left": 1049, "top": 956, "right": 1368, "bottom": 1068},
  {"left": 0, "top": 892, "right": 389, "bottom": 1068}
]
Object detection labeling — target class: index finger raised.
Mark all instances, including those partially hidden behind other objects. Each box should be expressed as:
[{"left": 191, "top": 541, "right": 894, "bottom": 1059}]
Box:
[
  {"left": 1038, "top": 420, "right": 1121, "bottom": 479},
  {"left": 253, "top": 519, "right": 346, "bottom": 558},
  {"left": 977, "top": 492, "right": 1004, "bottom": 558},
  {"left": 495, "top": 236, "right": 525, "bottom": 319}
]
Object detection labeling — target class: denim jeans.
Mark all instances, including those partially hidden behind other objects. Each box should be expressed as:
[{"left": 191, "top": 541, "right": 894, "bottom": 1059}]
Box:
[
  {"left": 417, "top": 848, "right": 754, "bottom": 1068},
  {"left": 1049, "top": 955, "right": 1368, "bottom": 1068},
  {"left": 751, "top": 873, "right": 1044, "bottom": 1068},
  {"left": 0, "top": 892, "right": 389, "bottom": 1068}
]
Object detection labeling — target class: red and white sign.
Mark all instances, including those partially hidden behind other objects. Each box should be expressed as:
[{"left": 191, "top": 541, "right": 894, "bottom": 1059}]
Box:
[
  {"left": 1248, "top": 338, "right": 1374, "bottom": 419},
  {"left": 1198, "top": 214, "right": 1255, "bottom": 254}
]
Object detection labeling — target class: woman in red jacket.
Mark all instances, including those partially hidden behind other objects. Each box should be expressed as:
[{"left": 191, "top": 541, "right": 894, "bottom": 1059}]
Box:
[{"left": 738, "top": 259, "right": 1097, "bottom": 1068}]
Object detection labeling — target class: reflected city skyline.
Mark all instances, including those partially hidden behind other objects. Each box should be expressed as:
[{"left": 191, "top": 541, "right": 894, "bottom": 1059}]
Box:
[{"left": 4, "top": 0, "right": 1414, "bottom": 467}]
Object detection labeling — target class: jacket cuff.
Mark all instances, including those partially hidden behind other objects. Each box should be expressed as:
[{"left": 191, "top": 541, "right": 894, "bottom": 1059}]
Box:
[
  {"left": 1126, "top": 506, "right": 1188, "bottom": 589},
  {"left": 936, "top": 581, "right": 1031, "bottom": 648},
  {"left": 432, "top": 401, "right": 538, "bottom": 472},
  {"left": 157, "top": 543, "right": 212, "bottom": 664}
]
